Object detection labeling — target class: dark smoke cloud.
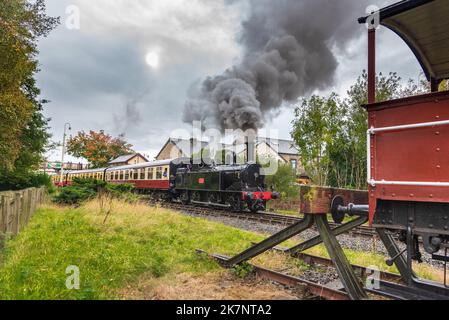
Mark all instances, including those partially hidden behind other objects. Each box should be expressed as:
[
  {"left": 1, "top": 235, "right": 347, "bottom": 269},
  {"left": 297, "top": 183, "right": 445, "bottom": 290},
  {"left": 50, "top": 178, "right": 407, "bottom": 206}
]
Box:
[
  {"left": 113, "top": 97, "right": 143, "bottom": 134},
  {"left": 183, "top": 0, "right": 370, "bottom": 131}
]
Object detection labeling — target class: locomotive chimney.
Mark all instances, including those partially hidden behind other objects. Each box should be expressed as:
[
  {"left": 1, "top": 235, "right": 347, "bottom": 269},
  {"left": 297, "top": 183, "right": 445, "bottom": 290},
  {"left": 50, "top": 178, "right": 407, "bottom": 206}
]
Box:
[{"left": 245, "top": 132, "right": 257, "bottom": 163}]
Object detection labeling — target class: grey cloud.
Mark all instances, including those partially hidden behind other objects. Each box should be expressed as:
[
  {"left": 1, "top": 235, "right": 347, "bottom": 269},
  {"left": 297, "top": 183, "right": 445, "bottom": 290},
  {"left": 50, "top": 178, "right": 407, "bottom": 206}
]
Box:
[{"left": 183, "top": 0, "right": 376, "bottom": 132}]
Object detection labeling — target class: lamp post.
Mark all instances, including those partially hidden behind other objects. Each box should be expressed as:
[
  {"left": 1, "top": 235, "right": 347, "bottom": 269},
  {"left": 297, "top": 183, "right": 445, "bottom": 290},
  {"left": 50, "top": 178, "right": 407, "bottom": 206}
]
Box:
[{"left": 60, "top": 123, "right": 72, "bottom": 185}]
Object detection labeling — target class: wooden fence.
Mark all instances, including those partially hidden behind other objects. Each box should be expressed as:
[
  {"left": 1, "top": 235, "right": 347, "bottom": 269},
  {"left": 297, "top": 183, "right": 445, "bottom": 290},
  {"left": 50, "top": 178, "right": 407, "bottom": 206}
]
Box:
[{"left": 0, "top": 188, "right": 46, "bottom": 236}]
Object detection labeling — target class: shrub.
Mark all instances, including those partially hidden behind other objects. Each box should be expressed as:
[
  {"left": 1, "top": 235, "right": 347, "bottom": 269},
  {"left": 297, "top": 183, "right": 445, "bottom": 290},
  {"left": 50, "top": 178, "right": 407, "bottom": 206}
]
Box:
[
  {"left": 53, "top": 178, "right": 135, "bottom": 205},
  {"left": 53, "top": 186, "right": 97, "bottom": 205},
  {"left": 0, "top": 172, "right": 53, "bottom": 192}
]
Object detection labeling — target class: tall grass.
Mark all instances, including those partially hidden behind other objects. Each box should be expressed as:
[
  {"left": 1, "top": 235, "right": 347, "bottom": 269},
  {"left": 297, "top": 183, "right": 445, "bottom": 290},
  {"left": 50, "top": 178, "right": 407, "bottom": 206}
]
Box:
[
  {"left": 0, "top": 198, "right": 443, "bottom": 299},
  {"left": 0, "top": 200, "right": 262, "bottom": 300}
]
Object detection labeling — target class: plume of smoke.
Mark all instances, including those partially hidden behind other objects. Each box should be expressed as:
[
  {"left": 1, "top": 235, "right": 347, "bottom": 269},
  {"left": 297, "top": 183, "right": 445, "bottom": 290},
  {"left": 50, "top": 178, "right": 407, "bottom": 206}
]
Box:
[
  {"left": 183, "top": 0, "right": 370, "bottom": 131},
  {"left": 113, "top": 99, "right": 143, "bottom": 134}
]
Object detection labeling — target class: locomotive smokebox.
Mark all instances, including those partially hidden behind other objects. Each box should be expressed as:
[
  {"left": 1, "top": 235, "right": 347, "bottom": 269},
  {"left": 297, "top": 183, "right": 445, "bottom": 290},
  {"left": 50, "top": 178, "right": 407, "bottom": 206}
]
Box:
[{"left": 245, "top": 134, "right": 256, "bottom": 163}]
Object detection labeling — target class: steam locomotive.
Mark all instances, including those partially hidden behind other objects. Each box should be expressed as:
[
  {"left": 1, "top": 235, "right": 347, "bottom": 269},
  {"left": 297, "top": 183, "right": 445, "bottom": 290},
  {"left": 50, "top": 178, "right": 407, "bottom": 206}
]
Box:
[
  {"left": 56, "top": 157, "right": 279, "bottom": 213},
  {"left": 175, "top": 162, "right": 278, "bottom": 213}
]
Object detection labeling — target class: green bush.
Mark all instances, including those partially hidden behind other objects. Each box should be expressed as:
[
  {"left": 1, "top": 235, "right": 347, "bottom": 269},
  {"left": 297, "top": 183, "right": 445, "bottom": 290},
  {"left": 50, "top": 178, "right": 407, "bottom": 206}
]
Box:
[
  {"left": 53, "top": 178, "right": 135, "bottom": 205},
  {"left": 0, "top": 171, "right": 53, "bottom": 192},
  {"left": 53, "top": 186, "right": 97, "bottom": 205}
]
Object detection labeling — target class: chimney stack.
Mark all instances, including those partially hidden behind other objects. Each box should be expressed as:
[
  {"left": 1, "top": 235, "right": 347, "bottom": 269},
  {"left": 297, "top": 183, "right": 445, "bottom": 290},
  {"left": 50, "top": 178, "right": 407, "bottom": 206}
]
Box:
[{"left": 245, "top": 133, "right": 256, "bottom": 163}]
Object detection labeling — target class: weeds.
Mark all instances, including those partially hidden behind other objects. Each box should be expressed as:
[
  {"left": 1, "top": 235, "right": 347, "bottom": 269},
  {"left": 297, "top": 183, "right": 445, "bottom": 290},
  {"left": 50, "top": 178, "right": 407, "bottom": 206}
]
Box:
[{"left": 231, "top": 263, "right": 255, "bottom": 279}]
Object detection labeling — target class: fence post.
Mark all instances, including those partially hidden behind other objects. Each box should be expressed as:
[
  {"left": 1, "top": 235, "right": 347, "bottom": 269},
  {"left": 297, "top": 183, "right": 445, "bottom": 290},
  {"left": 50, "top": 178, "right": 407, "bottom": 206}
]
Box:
[
  {"left": 0, "top": 194, "right": 5, "bottom": 233},
  {"left": 14, "top": 192, "right": 22, "bottom": 235},
  {"left": 5, "top": 194, "right": 13, "bottom": 234},
  {"left": 26, "top": 189, "right": 32, "bottom": 223},
  {"left": 0, "top": 187, "right": 46, "bottom": 237}
]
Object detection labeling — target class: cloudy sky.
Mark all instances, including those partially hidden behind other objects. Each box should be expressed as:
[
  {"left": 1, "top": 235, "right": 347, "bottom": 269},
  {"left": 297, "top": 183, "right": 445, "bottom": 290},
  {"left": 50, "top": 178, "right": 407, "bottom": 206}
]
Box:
[{"left": 37, "top": 0, "right": 424, "bottom": 163}]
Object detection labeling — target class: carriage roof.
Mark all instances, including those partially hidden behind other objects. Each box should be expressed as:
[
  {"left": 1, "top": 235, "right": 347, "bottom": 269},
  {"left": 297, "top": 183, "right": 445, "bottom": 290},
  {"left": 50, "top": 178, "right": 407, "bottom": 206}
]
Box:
[{"left": 359, "top": 0, "right": 449, "bottom": 82}]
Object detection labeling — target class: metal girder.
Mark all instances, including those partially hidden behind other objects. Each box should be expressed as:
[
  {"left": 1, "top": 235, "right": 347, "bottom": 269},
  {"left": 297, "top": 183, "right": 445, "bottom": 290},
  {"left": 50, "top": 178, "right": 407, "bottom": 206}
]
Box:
[
  {"left": 216, "top": 213, "right": 368, "bottom": 300},
  {"left": 286, "top": 216, "right": 368, "bottom": 254},
  {"left": 223, "top": 214, "right": 314, "bottom": 267},
  {"left": 377, "top": 228, "right": 449, "bottom": 299},
  {"left": 314, "top": 215, "right": 368, "bottom": 300},
  {"left": 377, "top": 228, "right": 414, "bottom": 283}
]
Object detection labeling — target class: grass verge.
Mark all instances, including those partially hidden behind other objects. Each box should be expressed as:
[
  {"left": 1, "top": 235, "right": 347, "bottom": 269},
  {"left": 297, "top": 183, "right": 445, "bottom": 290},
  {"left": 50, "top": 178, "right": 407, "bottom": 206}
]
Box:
[
  {"left": 0, "top": 200, "right": 267, "bottom": 300},
  {"left": 0, "top": 199, "right": 444, "bottom": 299}
]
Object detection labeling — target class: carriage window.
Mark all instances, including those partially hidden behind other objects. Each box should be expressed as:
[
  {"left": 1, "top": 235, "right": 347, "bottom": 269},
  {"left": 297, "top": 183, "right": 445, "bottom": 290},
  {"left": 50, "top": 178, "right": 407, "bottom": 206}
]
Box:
[
  {"left": 156, "top": 167, "right": 162, "bottom": 180},
  {"left": 163, "top": 167, "right": 168, "bottom": 180},
  {"left": 120, "top": 171, "right": 124, "bottom": 180},
  {"left": 134, "top": 170, "right": 139, "bottom": 180},
  {"left": 140, "top": 169, "right": 145, "bottom": 180},
  {"left": 149, "top": 168, "right": 154, "bottom": 180}
]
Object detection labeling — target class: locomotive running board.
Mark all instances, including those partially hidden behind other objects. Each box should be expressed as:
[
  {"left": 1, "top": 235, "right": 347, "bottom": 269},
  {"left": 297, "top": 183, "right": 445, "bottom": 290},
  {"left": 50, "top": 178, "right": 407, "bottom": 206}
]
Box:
[{"left": 211, "top": 213, "right": 368, "bottom": 300}]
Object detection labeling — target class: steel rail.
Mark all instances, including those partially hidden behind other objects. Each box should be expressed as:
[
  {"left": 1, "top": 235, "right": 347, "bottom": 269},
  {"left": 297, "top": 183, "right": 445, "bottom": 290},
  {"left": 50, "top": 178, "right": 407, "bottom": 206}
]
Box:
[
  {"left": 150, "top": 200, "right": 378, "bottom": 238},
  {"left": 196, "top": 250, "right": 351, "bottom": 300}
]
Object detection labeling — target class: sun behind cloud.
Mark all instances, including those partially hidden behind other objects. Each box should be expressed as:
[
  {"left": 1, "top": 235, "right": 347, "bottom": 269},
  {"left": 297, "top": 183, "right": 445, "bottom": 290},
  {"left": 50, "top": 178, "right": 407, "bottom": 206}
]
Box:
[{"left": 145, "top": 51, "right": 160, "bottom": 69}]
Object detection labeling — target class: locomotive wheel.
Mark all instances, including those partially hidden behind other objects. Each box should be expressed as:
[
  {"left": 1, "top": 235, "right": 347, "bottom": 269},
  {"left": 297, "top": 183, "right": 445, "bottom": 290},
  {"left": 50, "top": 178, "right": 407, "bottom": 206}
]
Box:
[
  {"left": 226, "top": 196, "right": 241, "bottom": 213},
  {"left": 181, "top": 191, "right": 190, "bottom": 205},
  {"left": 208, "top": 193, "right": 217, "bottom": 205},
  {"left": 192, "top": 192, "right": 201, "bottom": 202}
]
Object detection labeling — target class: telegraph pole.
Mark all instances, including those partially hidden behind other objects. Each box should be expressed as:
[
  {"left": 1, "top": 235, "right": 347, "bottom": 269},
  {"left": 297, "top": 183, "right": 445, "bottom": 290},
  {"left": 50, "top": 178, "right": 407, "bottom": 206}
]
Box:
[{"left": 59, "top": 123, "right": 72, "bottom": 185}]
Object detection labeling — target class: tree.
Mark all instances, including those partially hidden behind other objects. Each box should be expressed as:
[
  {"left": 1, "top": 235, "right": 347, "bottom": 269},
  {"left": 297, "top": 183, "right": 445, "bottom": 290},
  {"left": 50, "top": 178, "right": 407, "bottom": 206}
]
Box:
[
  {"left": 67, "top": 131, "right": 135, "bottom": 168},
  {"left": 291, "top": 71, "right": 431, "bottom": 190},
  {"left": 265, "top": 163, "right": 298, "bottom": 199},
  {"left": 0, "top": 0, "right": 59, "bottom": 190},
  {"left": 291, "top": 93, "right": 344, "bottom": 187}
]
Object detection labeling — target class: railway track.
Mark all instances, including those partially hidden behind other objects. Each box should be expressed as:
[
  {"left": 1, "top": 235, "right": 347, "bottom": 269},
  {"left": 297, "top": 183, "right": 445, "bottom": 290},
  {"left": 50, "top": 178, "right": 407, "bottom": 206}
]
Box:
[
  {"left": 197, "top": 249, "right": 403, "bottom": 300},
  {"left": 150, "top": 200, "right": 378, "bottom": 239},
  {"left": 149, "top": 199, "right": 428, "bottom": 300}
]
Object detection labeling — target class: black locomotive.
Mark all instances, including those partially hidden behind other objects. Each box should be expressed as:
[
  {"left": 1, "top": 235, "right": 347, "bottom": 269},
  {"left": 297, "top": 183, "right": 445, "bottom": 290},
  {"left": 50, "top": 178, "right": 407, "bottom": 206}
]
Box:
[{"left": 174, "top": 161, "right": 279, "bottom": 213}]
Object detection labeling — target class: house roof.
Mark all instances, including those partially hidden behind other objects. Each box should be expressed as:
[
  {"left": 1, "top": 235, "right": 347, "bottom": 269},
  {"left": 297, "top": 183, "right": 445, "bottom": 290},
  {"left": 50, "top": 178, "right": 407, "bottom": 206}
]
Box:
[
  {"left": 156, "top": 138, "right": 231, "bottom": 159},
  {"left": 234, "top": 138, "right": 299, "bottom": 158},
  {"left": 109, "top": 153, "right": 148, "bottom": 164},
  {"left": 255, "top": 138, "right": 299, "bottom": 155},
  {"left": 359, "top": 0, "right": 449, "bottom": 82}
]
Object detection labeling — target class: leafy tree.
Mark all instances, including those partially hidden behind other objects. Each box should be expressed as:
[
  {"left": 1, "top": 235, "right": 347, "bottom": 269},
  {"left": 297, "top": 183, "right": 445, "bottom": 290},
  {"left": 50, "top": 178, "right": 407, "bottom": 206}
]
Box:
[
  {"left": 264, "top": 163, "right": 298, "bottom": 199},
  {"left": 292, "top": 71, "right": 431, "bottom": 190},
  {"left": 0, "top": 0, "right": 59, "bottom": 190},
  {"left": 67, "top": 131, "right": 134, "bottom": 168},
  {"left": 291, "top": 93, "right": 343, "bottom": 186}
]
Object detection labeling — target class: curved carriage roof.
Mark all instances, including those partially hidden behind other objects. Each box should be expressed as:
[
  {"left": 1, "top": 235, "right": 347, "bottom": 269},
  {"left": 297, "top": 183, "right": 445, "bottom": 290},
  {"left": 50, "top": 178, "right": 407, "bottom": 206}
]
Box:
[
  {"left": 359, "top": 0, "right": 449, "bottom": 82},
  {"left": 105, "top": 158, "right": 191, "bottom": 172},
  {"left": 66, "top": 158, "right": 191, "bottom": 174}
]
